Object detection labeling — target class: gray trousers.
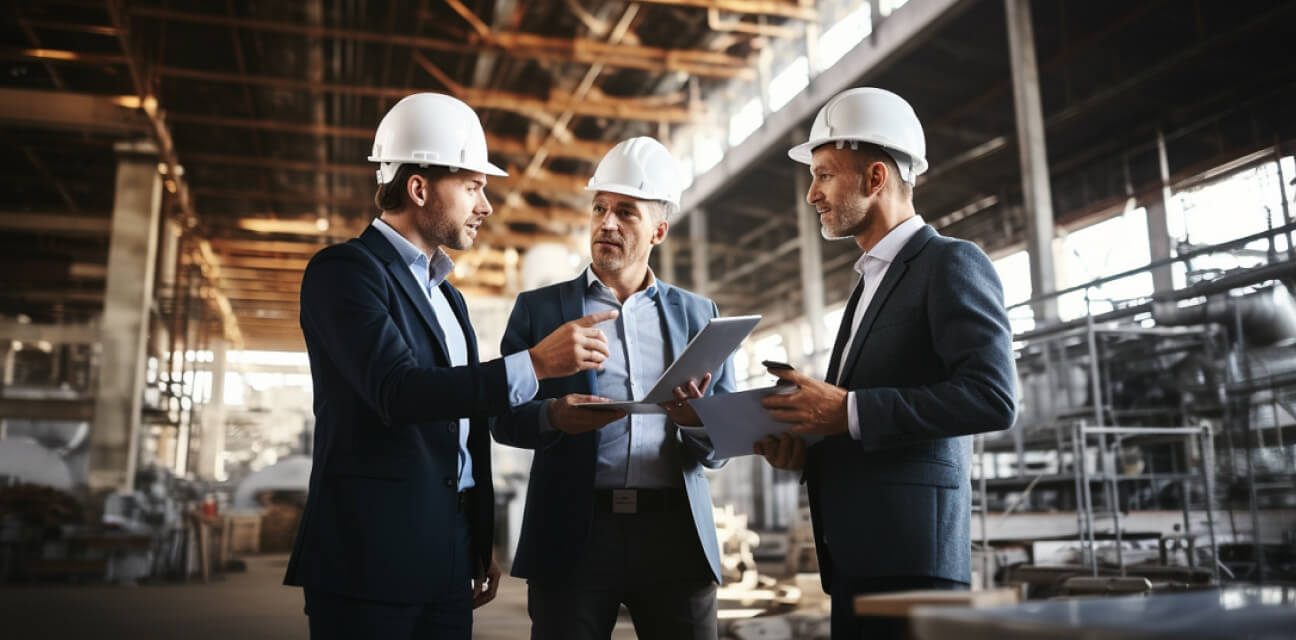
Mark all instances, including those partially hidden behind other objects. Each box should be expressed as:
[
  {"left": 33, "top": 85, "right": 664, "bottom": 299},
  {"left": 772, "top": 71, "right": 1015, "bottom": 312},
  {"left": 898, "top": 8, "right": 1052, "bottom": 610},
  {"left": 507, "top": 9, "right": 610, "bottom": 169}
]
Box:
[{"left": 527, "top": 507, "right": 718, "bottom": 640}]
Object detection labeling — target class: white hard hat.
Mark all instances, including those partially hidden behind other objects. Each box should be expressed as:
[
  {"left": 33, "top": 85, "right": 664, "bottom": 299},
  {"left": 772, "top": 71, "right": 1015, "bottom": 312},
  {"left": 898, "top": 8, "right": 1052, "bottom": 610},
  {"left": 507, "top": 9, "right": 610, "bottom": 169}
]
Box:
[
  {"left": 367, "top": 92, "right": 507, "bottom": 184},
  {"left": 586, "top": 136, "right": 684, "bottom": 207},
  {"left": 788, "top": 87, "right": 927, "bottom": 184}
]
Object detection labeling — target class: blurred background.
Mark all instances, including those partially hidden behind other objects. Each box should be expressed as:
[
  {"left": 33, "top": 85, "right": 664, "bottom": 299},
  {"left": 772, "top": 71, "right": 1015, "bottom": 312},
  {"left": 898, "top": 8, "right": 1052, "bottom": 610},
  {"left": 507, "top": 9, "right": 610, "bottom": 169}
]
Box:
[{"left": 1, "top": 0, "right": 1295, "bottom": 638}]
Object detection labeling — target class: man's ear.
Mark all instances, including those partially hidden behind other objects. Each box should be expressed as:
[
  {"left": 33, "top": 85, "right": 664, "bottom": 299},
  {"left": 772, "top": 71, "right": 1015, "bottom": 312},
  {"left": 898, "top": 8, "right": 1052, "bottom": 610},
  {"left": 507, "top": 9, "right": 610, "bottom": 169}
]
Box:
[
  {"left": 652, "top": 220, "right": 670, "bottom": 245},
  {"left": 406, "top": 173, "right": 428, "bottom": 207},
  {"left": 865, "top": 161, "right": 889, "bottom": 198}
]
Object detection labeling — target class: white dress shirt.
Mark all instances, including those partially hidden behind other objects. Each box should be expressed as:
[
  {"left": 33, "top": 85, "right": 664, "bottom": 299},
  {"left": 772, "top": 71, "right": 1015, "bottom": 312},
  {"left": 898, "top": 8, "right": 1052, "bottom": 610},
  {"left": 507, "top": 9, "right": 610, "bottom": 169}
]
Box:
[
  {"left": 839, "top": 215, "right": 926, "bottom": 440},
  {"left": 372, "top": 218, "right": 538, "bottom": 489}
]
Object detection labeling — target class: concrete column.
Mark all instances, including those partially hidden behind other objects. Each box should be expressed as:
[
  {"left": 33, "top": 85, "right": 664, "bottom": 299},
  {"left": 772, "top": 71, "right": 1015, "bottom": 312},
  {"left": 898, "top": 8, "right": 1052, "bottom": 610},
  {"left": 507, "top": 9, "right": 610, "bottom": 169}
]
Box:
[
  {"left": 660, "top": 233, "right": 677, "bottom": 284},
  {"left": 1145, "top": 129, "right": 1175, "bottom": 296},
  {"left": 88, "top": 141, "right": 162, "bottom": 492},
  {"left": 1005, "top": 0, "right": 1059, "bottom": 323},
  {"left": 690, "top": 207, "right": 710, "bottom": 298},
  {"left": 794, "top": 149, "right": 829, "bottom": 372},
  {"left": 2, "top": 342, "right": 14, "bottom": 387},
  {"left": 196, "top": 338, "right": 227, "bottom": 481}
]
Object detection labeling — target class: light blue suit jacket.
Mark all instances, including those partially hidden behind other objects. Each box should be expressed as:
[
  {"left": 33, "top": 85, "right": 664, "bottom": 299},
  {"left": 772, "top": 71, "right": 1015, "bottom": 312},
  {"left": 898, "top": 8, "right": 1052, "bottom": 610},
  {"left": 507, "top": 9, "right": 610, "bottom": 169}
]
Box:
[{"left": 492, "top": 273, "right": 735, "bottom": 584}]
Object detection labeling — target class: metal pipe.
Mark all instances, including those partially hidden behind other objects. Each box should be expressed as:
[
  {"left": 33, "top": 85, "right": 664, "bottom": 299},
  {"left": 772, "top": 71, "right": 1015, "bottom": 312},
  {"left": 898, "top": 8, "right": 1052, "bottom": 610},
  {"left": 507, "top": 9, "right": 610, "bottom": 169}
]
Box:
[
  {"left": 1232, "top": 300, "right": 1266, "bottom": 582},
  {"left": 1274, "top": 137, "right": 1294, "bottom": 263},
  {"left": 1008, "top": 221, "right": 1296, "bottom": 315},
  {"left": 1198, "top": 424, "right": 1222, "bottom": 583}
]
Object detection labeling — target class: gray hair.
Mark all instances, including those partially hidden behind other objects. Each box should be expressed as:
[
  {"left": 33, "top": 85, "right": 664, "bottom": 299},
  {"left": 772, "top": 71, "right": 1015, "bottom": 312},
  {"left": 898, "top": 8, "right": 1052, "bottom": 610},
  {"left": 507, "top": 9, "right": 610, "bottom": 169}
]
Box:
[{"left": 654, "top": 200, "right": 678, "bottom": 222}]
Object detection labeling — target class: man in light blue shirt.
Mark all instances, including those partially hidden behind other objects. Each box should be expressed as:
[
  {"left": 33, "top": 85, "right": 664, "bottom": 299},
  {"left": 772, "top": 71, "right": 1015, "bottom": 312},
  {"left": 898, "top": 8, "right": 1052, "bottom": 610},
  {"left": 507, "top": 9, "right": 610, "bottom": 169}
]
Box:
[{"left": 493, "top": 137, "right": 735, "bottom": 640}]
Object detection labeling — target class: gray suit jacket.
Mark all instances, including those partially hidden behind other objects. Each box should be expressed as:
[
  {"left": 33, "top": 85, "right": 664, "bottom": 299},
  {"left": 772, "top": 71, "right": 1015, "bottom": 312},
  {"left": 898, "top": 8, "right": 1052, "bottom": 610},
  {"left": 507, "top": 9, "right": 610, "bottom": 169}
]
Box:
[
  {"left": 808, "top": 224, "right": 1017, "bottom": 589},
  {"left": 492, "top": 274, "right": 735, "bottom": 584}
]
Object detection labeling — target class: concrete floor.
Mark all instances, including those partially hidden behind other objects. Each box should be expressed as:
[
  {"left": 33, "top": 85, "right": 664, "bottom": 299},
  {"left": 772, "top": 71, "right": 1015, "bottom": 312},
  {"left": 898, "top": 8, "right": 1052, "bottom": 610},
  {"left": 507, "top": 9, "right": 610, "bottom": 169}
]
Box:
[{"left": 0, "top": 554, "right": 638, "bottom": 639}]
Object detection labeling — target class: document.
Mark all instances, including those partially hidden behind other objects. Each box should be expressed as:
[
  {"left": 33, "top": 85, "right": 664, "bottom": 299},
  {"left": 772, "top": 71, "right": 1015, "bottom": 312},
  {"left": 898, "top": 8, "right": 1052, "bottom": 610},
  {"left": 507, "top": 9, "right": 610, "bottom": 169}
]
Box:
[
  {"left": 576, "top": 314, "right": 761, "bottom": 413},
  {"left": 688, "top": 385, "right": 822, "bottom": 458}
]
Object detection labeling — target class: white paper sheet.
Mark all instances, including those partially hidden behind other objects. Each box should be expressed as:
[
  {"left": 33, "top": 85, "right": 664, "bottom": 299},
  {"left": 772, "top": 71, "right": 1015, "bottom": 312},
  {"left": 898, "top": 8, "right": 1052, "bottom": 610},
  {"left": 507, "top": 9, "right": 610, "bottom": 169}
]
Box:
[{"left": 689, "top": 385, "right": 821, "bottom": 458}]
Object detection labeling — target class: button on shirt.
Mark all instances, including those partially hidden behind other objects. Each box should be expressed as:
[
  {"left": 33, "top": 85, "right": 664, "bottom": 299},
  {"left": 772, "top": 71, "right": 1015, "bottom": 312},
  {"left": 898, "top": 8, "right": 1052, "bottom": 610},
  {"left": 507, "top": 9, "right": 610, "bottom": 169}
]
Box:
[
  {"left": 372, "top": 219, "right": 538, "bottom": 490},
  {"left": 543, "top": 268, "right": 682, "bottom": 489},
  {"left": 840, "top": 215, "right": 926, "bottom": 440}
]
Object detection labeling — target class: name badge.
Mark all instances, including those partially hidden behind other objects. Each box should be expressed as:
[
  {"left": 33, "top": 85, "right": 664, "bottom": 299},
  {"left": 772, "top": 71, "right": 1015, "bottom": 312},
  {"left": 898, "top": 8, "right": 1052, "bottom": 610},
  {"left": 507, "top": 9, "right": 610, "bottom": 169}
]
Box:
[{"left": 612, "top": 489, "right": 638, "bottom": 514}]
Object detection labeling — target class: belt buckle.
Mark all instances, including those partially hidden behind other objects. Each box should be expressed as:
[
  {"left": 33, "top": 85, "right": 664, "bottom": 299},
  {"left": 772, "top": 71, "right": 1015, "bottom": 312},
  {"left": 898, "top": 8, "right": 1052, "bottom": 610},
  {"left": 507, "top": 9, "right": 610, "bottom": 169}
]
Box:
[{"left": 611, "top": 489, "right": 638, "bottom": 514}]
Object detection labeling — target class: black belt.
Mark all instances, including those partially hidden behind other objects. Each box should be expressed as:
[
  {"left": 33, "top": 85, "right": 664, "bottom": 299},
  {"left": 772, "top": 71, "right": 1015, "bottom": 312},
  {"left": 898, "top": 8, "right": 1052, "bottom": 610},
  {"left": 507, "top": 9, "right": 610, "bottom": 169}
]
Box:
[{"left": 593, "top": 488, "right": 688, "bottom": 514}]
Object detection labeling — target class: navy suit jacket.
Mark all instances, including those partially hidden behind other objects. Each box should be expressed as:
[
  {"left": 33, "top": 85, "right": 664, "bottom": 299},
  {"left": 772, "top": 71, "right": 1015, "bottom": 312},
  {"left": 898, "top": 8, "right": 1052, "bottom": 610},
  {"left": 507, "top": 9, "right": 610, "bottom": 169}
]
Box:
[
  {"left": 491, "top": 274, "right": 734, "bottom": 584},
  {"left": 284, "top": 226, "right": 508, "bottom": 603},
  {"left": 808, "top": 224, "right": 1017, "bottom": 590}
]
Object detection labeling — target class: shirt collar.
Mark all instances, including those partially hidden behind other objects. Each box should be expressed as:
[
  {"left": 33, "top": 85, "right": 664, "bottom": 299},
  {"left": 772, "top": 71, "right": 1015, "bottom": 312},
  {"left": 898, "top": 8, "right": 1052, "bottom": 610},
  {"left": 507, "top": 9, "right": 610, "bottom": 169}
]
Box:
[
  {"left": 371, "top": 218, "right": 456, "bottom": 286},
  {"left": 854, "top": 215, "right": 925, "bottom": 275},
  {"left": 585, "top": 266, "right": 659, "bottom": 299}
]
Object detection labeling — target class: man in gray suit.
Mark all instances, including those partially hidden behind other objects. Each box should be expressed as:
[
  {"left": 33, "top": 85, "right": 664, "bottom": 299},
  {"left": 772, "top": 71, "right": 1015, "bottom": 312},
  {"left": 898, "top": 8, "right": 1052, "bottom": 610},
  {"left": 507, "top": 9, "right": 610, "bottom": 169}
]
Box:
[
  {"left": 756, "top": 88, "right": 1017, "bottom": 638},
  {"left": 492, "top": 137, "right": 734, "bottom": 640}
]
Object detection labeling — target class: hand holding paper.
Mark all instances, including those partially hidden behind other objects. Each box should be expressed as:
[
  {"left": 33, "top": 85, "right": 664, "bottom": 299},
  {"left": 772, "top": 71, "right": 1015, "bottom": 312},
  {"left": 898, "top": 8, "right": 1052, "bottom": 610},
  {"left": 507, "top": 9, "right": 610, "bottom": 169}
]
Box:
[{"left": 760, "top": 367, "right": 850, "bottom": 437}]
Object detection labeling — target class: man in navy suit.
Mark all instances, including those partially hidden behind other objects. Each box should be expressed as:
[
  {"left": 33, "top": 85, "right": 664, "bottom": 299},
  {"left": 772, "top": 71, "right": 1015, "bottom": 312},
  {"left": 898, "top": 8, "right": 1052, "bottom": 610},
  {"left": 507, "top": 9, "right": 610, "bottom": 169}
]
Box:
[
  {"left": 757, "top": 88, "right": 1017, "bottom": 638},
  {"left": 285, "top": 93, "right": 618, "bottom": 640},
  {"left": 492, "top": 137, "right": 734, "bottom": 640}
]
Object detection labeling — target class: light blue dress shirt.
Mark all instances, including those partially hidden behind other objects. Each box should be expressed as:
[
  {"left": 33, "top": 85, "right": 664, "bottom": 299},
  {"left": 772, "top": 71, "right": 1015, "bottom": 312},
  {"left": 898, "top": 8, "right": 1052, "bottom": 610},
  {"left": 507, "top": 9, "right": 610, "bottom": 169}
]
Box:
[
  {"left": 372, "top": 218, "right": 538, "bottom": 490},
  {"left": 541, "top": 267, "right": 683, "bottom": 489}
]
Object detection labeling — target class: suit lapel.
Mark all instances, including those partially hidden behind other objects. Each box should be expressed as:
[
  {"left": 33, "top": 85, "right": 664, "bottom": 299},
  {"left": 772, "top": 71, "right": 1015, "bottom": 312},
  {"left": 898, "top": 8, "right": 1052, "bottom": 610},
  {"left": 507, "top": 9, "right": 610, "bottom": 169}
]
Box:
[
  {"left": 558, "top": 274, "right": 597, "bottom": 394},
  {"left": 657, "top": 283, "right": 688, "bottom": 361},
  {"left": 358, "top": 227, "right": 450, "bottom": 363},
  {"left": 825, "top": 280, "right": 864, "bottom": 384},
  {"left": 442, "top": 282, "right": 477, "bottom": 364},
  {"left": 837, "top": 225, "right": 936, "bottom": 383}
]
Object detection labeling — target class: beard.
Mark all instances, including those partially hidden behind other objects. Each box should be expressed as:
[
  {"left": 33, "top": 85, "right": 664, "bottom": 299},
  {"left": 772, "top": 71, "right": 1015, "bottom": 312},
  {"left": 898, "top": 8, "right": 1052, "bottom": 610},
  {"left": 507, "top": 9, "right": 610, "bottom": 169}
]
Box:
[
  {"left": 418, "top": 202, "right": 473, "bottom": 251},
  {"left": 591, "top": 234, "right": 634, "bottom": 272},
  {"left": 820, "top": 200, "right": 871, "bottom": 241}
]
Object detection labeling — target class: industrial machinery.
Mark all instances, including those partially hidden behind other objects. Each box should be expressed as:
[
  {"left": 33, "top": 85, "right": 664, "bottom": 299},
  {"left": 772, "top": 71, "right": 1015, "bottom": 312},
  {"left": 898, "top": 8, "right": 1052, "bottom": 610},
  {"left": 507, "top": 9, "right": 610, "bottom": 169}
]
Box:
[{"left": 978, "top": 223, "right": 1296, "bottom": 588}]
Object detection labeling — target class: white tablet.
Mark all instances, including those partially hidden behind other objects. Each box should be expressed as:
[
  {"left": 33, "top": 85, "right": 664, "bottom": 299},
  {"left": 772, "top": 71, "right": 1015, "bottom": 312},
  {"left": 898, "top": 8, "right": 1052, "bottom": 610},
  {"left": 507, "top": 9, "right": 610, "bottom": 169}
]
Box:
[{"left": 575, "top": 314, "right": 761, "bottom": 412}]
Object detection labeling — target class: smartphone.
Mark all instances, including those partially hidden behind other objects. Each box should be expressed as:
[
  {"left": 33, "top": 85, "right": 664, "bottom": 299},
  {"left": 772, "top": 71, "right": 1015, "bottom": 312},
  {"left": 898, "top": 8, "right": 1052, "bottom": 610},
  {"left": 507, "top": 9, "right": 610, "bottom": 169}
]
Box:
[{"left": 761, "top": 360, "right": 794, "bottom": 371}]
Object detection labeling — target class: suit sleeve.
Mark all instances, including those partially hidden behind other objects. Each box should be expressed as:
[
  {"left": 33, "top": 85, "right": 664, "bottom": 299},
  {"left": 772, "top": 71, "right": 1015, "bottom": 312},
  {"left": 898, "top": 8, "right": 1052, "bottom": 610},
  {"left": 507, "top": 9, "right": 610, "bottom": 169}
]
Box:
[
  {"left": 677, "top": 300, "right": 734, "bottom": 469},
  {"left": 850, "top": 241, "right": 1018, "bottom": 451},
  {"left": 299, "top": 245, "right": 510, "bottom": 426},
  {"left": 490, "top": 293, "right": 562, "bottom": 451}
]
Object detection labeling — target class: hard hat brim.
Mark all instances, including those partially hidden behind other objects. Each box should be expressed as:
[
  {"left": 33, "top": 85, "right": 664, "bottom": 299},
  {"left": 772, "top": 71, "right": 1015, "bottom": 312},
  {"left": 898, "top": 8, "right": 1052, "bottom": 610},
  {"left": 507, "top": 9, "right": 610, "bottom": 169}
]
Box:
[
  {"left": 786, "top": 137, "right": 929, "bottom": 175},
  {"left": 584, "top": 183, "right": 680, "bottom": 208},
  {"left": 367, "top": 156, "right": 509, "bottom": 179}
]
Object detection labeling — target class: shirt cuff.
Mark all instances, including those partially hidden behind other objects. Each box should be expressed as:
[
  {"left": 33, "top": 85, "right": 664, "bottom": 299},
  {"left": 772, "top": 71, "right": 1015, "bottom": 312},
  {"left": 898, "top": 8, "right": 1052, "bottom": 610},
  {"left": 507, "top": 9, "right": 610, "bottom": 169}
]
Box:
[
  {"left": 847, "top": 391, "right": 862, "bottom": 440},
  {"left": 504, "top": 350, "right": 540, "bottom": 408}
]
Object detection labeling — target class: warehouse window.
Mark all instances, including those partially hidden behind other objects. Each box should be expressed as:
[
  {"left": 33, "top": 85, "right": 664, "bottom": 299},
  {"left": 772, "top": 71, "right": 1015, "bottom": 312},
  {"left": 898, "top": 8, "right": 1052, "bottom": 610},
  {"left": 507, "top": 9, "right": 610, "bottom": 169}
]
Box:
[
  {"left": 819, "top": 4, "right": 872, "bottom": 69},
  {"left": 728, "top": 97, "right": 764, "bottom": 147},
  {"left": 694, "top": 134, "right": 725, "bottom": 174},
  {"left": 993, "top": 250, "right": 1035, "bottom": 334},
  {"left": 768, "top": 56, "right": 809, "bottom": 112},
  {"left": 1168, "top": 155, "right": 1295, "bottom": 287},
  {"left": 1056, "top": 208, "right": 1154, "bottom": 320},
  {"left": 879, "top": 0, "right": 910, "bottom": 17}
]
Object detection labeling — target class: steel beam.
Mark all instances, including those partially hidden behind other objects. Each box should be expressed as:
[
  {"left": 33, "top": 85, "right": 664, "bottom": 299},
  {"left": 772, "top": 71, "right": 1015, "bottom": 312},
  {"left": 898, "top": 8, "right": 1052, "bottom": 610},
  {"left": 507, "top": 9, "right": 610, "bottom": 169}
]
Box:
[
  {"left": 680, "top": 0, "right": 975, "bottom": 214},
  {"left": 0, "top": 212, "right": 110, "bottom": 236},
  {"left": 88, "top": 142, "right": 163, "bottom": 492},
  {"left": 130, "top": 6, "right": 751, "bottom": 79},
  {"left": 1145, "top": 129, "right": 1175, "bottom": 295},
  {"left": 691, "top": 207, "right": 710, "bottom": 298},
  {"left": 794, "top": 149, "right": 827, "bottom": 371},
  {"left": 0, "top": 87, "right": 147, "bottom": 134},
  {"left": 1005, "top": 0, "right": 1058, "bottom": 323}
]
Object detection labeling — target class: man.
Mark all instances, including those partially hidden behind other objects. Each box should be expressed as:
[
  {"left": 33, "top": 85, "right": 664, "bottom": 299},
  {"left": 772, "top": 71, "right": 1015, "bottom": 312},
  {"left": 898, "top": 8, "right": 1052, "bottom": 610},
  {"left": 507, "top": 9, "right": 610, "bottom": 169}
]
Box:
[
  {"left": 285, "top": 92, "right": 617, "bottom": 639},
  {"left": 756, "top": 88, "right": 1018, "bottom": 638},
  {"left": 492, "top": 137, "right": 734, "bottom": 640}
]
